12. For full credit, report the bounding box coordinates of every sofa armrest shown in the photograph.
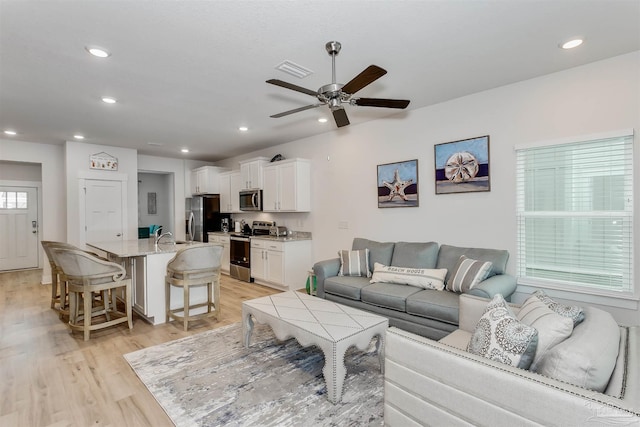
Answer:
[312,258,341,298]
[465,273,517,300]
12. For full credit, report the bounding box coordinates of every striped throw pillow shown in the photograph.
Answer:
[338,249,371,277]
[446,255,493,293]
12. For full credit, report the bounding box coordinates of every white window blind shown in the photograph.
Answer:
[516,133,633,294]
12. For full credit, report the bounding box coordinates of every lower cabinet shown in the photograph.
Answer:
[250,238,311,291]
[208,233,230,274]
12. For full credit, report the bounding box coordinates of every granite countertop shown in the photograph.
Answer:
[208,231,312,242]
[87,239,209,258]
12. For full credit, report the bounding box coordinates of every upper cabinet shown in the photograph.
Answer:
[239,157,270,189]
[190,166,227,195]
[219,170,242,213]
[263,158,311,212]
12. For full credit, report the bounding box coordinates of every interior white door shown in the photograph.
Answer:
[85,180,124,243]
[0,186,39,270]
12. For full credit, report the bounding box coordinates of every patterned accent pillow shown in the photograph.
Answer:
[467,294,538,369]
[532,290,585,326]
[369,262,447,290]
[338,249,371,277]
[517,294,574,372]
[446,255,493,293]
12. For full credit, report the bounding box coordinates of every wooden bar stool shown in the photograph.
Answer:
[165,244,223,331]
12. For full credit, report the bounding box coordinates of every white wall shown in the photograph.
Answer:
[0,161,42,181]
[0,139,66,282]
[217,52,640,324]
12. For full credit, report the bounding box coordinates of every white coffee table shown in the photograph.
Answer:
[242,291,388,404]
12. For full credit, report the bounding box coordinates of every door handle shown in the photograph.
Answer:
[116,233,122,237]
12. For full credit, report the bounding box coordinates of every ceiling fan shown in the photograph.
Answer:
[266,41,410,128]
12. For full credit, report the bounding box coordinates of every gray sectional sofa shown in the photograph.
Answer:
[313,238,517,340]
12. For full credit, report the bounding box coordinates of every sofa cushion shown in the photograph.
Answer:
[467,294,538,370]
[390,241,439,268]
[437,245,509,282]
[445,255,493,293]
[361,282,422,312]
[352,238,395,272]
[370,262,447,290]
[535,306,620,392]
[338,248,371,277]
[324,276,372,301]
[532,290,585,326]
[516,294,574,371]
[406,289,460,325]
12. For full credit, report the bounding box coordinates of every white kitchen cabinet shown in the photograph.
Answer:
[219,171,241,213]
[239,157,269,189]
[263,158,311,212]
[250,238,311,291]
[191,166,227,195]
[208,232,230,274]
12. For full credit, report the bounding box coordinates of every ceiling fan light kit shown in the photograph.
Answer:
[267,41,410,128]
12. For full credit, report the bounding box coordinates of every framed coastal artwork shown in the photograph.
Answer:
[434,135,490,194]
[377,159,419,208]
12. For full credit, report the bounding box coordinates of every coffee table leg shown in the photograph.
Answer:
[242,310,254,348]
[375,333,385,374]
[321,342,347,404]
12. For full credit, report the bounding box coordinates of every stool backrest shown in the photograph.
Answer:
[50,248,125,284]
[167,244,223,275]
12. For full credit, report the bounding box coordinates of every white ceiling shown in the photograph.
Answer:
[1,1,639,162]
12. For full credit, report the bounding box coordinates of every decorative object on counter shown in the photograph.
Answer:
[377,159,418,208]
[270,153,285,162]
[435,135,490,194]
[89,151,118,170]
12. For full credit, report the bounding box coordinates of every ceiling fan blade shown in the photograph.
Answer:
[353,98,410,109]
[341,65,387,95]
[266,79,318,97]
[332,107,350,127]
[270,104,321,118]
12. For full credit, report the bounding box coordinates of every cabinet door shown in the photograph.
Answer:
[278,162,298,211]
[229,172,242,212]
[241,162,262,189]
[266,249,285,284]
[250,247,266,280]
[133,256,147,314]
[262,166,279,211]
[219,174,232,213]
[221,241,230,272]
[190,170,200,194]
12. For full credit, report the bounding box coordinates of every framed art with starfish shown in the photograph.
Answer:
[434,135,490,194]
[377,159,419,208]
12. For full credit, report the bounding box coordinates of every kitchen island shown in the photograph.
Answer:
[87,239,216,325]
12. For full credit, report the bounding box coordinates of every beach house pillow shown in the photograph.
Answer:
[446,255,493,293]
[369,262,447,290]
[467,294,538,370]
[517,294,574,371]
[532,290,585,326]
[338,249,371,277]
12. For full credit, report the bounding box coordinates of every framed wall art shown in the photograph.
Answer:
[377,159,418,208]
[434,135,490,194]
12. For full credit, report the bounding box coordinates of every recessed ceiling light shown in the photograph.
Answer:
[181,148,189,153]
[4,130,17,135]
[101,96,117,104]
[85,46,110,58]
[238,126,249,132]
[318,118,328,123]
[73,134,85,140]
[560,38,583,49]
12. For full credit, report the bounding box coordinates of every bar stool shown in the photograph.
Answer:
[50,248,133,341]
[165,244,223,331]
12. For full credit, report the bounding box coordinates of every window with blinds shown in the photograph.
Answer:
[516,132,634,294]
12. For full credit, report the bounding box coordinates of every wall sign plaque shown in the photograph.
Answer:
[90,152,118,170]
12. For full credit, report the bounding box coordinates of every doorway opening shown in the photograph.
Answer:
[137,172,174,239]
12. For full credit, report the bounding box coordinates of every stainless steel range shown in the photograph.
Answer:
[229,220,274,282]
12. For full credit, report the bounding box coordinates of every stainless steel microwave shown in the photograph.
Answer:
[239,189,262,211]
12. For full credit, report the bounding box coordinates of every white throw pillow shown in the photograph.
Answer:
[369,262,447,290]
[517,294,574,371]
[467,294,538,370]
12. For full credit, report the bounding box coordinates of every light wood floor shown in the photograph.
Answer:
[0,269,281,426]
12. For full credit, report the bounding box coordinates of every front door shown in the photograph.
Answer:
[85,180,124,243]
[0,186,39,270]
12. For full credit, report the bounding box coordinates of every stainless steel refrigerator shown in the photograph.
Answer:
[185,195,226,242]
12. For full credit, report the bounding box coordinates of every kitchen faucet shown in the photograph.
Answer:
[155,231,173,246]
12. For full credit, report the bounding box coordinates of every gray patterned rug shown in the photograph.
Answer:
[124,322,383,426]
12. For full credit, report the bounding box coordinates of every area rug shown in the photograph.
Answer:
[124,322,383,426]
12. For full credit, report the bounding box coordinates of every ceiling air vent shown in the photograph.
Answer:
[275,60,313,79]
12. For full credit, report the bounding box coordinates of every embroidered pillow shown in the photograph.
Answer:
[446,255,493,293]
[532,290,585,326]
[467,294,538,369]
[369,262,447,290]
[338,249,371,277]
[516,294,574,371]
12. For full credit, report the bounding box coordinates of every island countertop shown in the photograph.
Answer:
[87,239,207,258]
